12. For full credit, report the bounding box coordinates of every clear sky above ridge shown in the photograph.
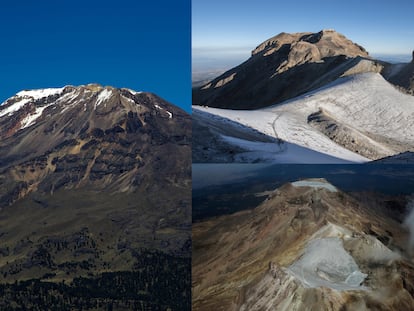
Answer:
[0,0,191,112]
[193,0,414,70]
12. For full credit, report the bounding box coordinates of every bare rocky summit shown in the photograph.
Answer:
[194,30,383,109]
[251,29,368,70]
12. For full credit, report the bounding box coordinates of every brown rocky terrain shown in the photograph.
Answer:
[193,30,385,109]
[193,180,414,311]
[0,85,191,309]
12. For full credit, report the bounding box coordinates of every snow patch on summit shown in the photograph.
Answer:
[155,104,173,119]
[0,98,31,118]
[16,87,64,100]
[288,237,368,291]
[20,103,54,129]
[292,180,337,192]
[0,88,64,119]
[127,89,142,95]
[95,89,113,109]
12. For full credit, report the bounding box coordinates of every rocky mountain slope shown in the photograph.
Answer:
[193,179,414,311]
[0,85,191,309]
[383,52,414,94]
[193,30,385,109]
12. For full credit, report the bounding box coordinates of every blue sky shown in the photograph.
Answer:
[193,0,414,69]
[0,0,191,112]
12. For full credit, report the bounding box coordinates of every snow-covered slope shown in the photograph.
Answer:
[194,72,414,163]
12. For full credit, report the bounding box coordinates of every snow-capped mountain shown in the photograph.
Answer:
[0,84,190,174]
[193,179,414,310]
[0,84,191,308]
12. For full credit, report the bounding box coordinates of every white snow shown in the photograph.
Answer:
[0,87,64,119]
[121,94,136,105]
[16,87,64,100]
[20,104,53,129]
[58,90,81,114]
[127,89,142,95]
[0,98,31,117]
[155,104,173,119]
[292,180,337,192]
[95,89,112,108]
[287,222,401,291]
[194,72,414,163]
[194,107,367,163]
[288,237,368,291]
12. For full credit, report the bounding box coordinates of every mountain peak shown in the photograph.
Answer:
[83,83,104,92]
[0,85,189,184]
[252,29,368,59]
[194,29,378,109]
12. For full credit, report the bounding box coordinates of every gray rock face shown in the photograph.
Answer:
[384,60,414,95]
[0,85,191,197]
[194,30,380,109]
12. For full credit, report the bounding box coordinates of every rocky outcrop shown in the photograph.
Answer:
[194,30,382,109]
[307,108,407,159]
